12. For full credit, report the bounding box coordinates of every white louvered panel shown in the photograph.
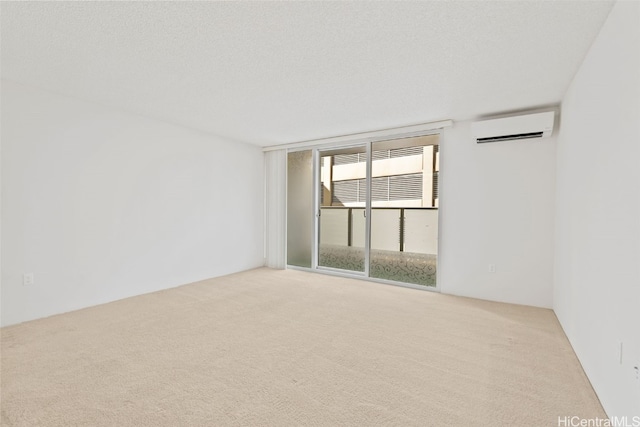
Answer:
[332,179,359,205]
[390,146,424,158]
[389,173,422,200]
[333,153,359,165]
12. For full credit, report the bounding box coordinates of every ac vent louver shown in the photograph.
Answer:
[471,112,554,144]
[476,132,544,143]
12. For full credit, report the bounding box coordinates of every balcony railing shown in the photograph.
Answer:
[319,207,438,255]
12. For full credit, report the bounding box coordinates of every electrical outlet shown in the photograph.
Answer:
[23,273,34,286]
[488,264,496,273]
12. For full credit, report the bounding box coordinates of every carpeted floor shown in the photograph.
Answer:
[1,268,604,426]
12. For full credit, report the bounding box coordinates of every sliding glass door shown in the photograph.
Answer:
[317,145,368,274]
[368,136,439,286]
[286,132,440,289]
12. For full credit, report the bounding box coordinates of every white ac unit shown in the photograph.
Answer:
[471,111,555,143]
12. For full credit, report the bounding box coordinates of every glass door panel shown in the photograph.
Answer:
[369,135,439,287]
[287,150,313,268]
[317,145,367,273]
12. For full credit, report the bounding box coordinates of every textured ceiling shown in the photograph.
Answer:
[1,1,613,146]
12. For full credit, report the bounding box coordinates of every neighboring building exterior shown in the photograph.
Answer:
[320,143,439,208]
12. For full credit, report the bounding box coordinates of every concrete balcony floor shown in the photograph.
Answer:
[319,244,437,287]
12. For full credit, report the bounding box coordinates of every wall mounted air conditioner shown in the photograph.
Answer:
[471,111,555,143]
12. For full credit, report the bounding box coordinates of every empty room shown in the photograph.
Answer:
[1,1,638,426]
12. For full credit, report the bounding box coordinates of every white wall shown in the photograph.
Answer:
[1,81,265,326]
[554,1,640,418]
[439,119,557,308]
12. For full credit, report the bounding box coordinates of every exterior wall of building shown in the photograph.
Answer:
[322,145,439,208]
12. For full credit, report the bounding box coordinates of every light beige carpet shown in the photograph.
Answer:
[1,268,604,426]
